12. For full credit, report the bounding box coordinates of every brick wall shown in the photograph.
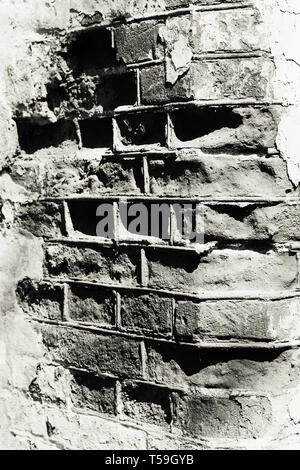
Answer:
[1,0,300,450]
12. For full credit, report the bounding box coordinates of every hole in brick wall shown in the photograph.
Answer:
[85,157,144,193]
[67,28,118,75]
[96,72,137,110]
[79,117,113,148]
[69,284,115,325]
[70,369,116,415]
[46,80,68,112]
[117,112,166,146]
[146,342,282,383]
[126,202,198,241]
[171,107,243,141]
[148,250,201,273]
[16,278,63,321]
[16,119,77,154]
[123,382,172,425]
[44,243,139,283]
[68,200,102,236]
[209,204,259,223]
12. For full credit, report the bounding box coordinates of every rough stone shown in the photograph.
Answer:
[149,155,293,197]
[147,249,298,294]
[121,293,172,335]
[40,324,143,378]
[175,298,300,341]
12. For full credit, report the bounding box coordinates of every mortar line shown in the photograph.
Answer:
[43,236,294,255]
[114,290,121,328]
[37,362,274,397]
[136,68,141,106]
[57,99,284,122]
[31,316,300,351]
[140,248,149,287]
[42,277,300,302]
[62,283,70,321]
[67,2,253,34]
[142,156,150,195]
[62,201,74,237]
[43,195,300,203]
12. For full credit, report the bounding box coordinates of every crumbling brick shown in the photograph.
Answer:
[40,324,143,378]
[68,284,115,326]
[121,293,173,335]
[147,249,298,294]
[172,393,272,439]
[114,21,164,64]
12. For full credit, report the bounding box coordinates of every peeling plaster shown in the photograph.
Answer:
[253,0,300,185]
[159,16,193,85]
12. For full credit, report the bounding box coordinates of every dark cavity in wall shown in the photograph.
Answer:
[66,28,119,75]
[117,112,166,146]
[208,204,259,223]
[46,79,68,112]
[84,157,144,193]
[171,107,243,141]
[96,72,137,110]
[122,382,172,425]
[68,200,103,236]
[16,119,77,154]
[79,117,113,148]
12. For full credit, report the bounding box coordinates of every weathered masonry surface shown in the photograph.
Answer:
[1,0,300,450]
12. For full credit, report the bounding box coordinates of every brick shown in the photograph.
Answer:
[41,324,142,378]
[12,154,144,197]
[192,8,268,53]
[175,298,300,342]
[68,284,115,326]
[45,156,143,197]
[70,369,116,415]
[44,244,139,285]
[147,249,298,294]
[204,203,300,242]
[140,64,193,105]
[79,158,143,195]
[145,341,203,386]
[121,293,172,336]
[15,202,63,238]
[145,343,300,393]
[192,59,274,100]
[141,59,274,104]
[115,20,164,64]
[172,393,272,439]
[169,106,278,150]
[122,382,171,426]
[16,279,63,321]
[247,204,300,242]
[115,112,167,150]
[149,155,292,197]
[140,65,167,105]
